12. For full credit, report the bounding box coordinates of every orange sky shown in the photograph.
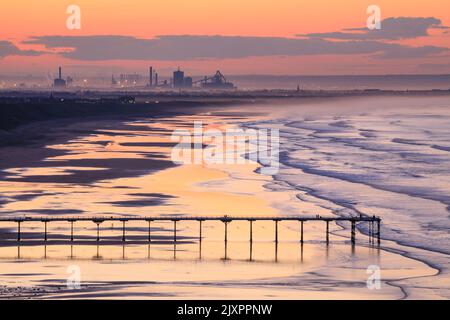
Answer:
[1,0,450,75]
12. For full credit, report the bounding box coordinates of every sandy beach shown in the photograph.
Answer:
[0,96,449,299]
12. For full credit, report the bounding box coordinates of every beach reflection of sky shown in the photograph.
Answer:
[0,99,447,299]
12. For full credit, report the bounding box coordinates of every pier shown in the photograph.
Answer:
[0,215,381,246]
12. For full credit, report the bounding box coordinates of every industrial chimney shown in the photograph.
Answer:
[149,67,153,87]
[53,66,67,88]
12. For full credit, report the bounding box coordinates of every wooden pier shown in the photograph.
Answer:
[0,215,381,245]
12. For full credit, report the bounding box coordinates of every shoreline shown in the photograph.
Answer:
[0,96,447,299]
[1,89,450,132]
[233,123,443,300]
[235,99,450,299]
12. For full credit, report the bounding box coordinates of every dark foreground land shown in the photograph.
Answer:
[1,88,449,132]
[0,96,228,132]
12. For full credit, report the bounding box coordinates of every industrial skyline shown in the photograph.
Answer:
[48,65,236,90]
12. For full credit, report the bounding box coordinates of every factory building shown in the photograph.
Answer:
[173,68,193,88]
[199,70,235,89]
[148,66,167,88]
[53,67,66,88]
[173,68,184,88]
[184,77,193,88]
[119,73,141,84]
[146,67,234,90]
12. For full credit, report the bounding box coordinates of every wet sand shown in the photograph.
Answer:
[0,102,441,299]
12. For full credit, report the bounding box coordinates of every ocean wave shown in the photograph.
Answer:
[245,103,450,258]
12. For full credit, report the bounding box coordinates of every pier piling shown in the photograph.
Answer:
[377,220,381,245]
[147,220,152,242]
[326,220,329,245]
[371,221,374,244]
[224,221,229,243]
[70,221,74,242]
[44,221,48,242]
[351,220,356,244]
[173,220,177,243]
[96,223,100,242]
[300,221,304,244]
[274,220,279,243]
[122,220,126,242]
[198,219,203,242]
[17,221,21,242]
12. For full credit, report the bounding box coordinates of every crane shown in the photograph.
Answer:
[193,70,235,89]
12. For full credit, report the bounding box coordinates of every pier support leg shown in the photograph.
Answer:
[172,220,177,257]
[148,221,151,242]
[70,221,74,242]
[326,221,329,245]
[351,220,356,245]
[198,221,203,260]
[377,220,381,245]
[17,221,21,242]
[249,220,253,243]
[300,242,304,262]
[371,221,374,244]
[274,241,278,262]
[44,221,47,242]
[300,221,304,244]
[274,221,279,262]
[224,241,228,260]
[122,221,126,242]
[224,221,228,243]
[173,221,177,243]
[96,223,100,242]
[223,221,229,260]
[199,221,203,260]
[274,220,279,243]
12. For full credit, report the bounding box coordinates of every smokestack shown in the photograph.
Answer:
[59,67,62,79]
[149,67,153,87]
[155,73,158,86]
